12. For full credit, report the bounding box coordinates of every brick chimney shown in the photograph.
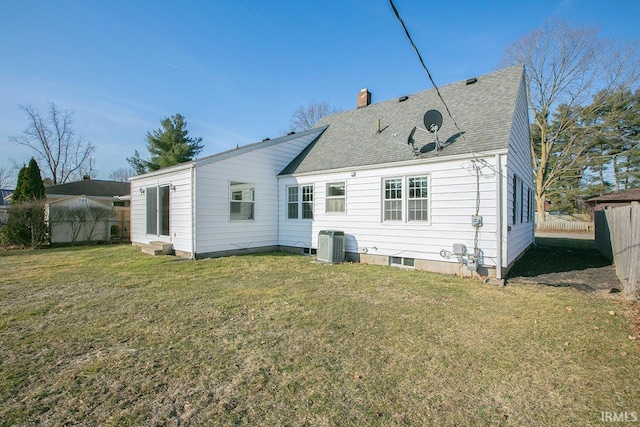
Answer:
[357,88,371,108]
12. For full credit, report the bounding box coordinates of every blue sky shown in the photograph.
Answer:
[1,0,638,185]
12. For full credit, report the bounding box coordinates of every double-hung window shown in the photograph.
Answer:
[146,185,170,236]
[326,182,345,213]
[384,178,402,221]
[287,185,314,219]
[301,185,313,219]
[230,181,254,220]
[287,186,299,219]
[383,176,429,222]
[408,177,429,221]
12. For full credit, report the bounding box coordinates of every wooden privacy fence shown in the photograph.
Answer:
[536,220,594,232]
[595,203,639,300]
[535,213,594,232]
[111,206,130,241]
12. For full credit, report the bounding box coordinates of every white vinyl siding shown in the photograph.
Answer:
[130,166,193,254]
[279,159,500,268]
[504,74,535,267]
[192,130,322,255]
[130,128,324,257]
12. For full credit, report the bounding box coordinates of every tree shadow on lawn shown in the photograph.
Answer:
[506,237,620,292]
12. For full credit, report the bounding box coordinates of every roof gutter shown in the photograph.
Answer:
[279,148,508,179]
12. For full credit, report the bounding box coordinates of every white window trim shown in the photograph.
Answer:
[390,256,415,268]
[301,184,314,220]
[286,185,299,220]
[229,181,255,222]
[286,184,314,220]
[325,181,346,214]
[407,175,429,222]
[381,174,431,225]
[145,184,171,237]
[383,177,403,222]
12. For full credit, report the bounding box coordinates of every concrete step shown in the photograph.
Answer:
[141,241,174,256]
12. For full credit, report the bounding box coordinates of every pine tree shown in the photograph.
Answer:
[12,158,45,203]
[127,114,203,174]
[4,158,46,247]
[582,88,640,193]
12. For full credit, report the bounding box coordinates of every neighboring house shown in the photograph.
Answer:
[587,188,640,211]
[47,195,113,243]
[45,177,131,243]
[45,177,130,207]
[130,65,534,278]
[0,189,14,225]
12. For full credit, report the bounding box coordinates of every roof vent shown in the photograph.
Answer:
[262,137,270,141]
[466,77,478,85]
[398,95,409,102]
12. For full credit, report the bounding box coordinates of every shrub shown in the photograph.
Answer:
[1,200,47,248]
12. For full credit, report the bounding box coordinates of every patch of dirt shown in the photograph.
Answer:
[631,302,640,345]
[506,242,620,293]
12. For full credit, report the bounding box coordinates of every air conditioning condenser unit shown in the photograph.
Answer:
[317,230,345,263]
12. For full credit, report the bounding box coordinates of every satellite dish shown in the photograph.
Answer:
[407,127,417,145]
[423,110,443,133]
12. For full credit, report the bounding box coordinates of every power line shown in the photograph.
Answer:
[388,0,466,143]
[388,0,507,179]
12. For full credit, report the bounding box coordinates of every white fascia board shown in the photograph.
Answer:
[278,148,508,178]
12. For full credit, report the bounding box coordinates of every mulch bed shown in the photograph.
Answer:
[506,239,620,293]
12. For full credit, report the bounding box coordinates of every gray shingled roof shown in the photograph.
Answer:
[45,179,130,197]
[588,188,640,203]
[280,65,525,175]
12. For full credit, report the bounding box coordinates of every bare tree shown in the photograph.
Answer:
[85,205,113,241]
[501,19,640,218]
[108,167,136,182]
[0,166,15,189]
[10,103,96,185]
[289,101,339,132]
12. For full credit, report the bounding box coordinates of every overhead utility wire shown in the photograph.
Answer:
[388,0,466,141]
[388,0,502,176]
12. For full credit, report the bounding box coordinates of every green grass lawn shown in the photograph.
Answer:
[1,246,638,426]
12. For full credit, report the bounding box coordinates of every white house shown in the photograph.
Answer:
[44,178,131,243]
[130,65,534,278]
[47,195,112,243]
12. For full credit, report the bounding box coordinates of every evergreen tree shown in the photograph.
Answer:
[4,158,46,247]
[127,114,203,174]
[11,166,28,203]
[582,88,640,192]
[12,158,45,203]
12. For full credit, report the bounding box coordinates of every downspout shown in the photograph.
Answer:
[191,164,197,260]
[495,154,503,280]
[276,176,280,251]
